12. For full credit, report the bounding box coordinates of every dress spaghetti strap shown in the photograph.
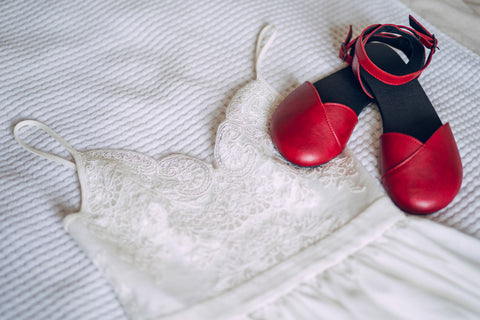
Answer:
[254,25,276,80]
[14,120,78,170]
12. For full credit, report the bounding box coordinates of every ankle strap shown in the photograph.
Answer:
[339,15,438,98]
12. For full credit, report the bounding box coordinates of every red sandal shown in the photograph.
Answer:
[340,16,462,214]
[270,64,372,167]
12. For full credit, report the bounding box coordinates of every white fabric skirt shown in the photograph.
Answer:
[242,217,480,320]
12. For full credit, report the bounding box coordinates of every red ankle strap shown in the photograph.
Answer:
[339,16,438,98]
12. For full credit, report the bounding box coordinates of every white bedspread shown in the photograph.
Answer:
[1,0,479,319]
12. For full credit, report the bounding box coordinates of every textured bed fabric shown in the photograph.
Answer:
[1,0,479,319]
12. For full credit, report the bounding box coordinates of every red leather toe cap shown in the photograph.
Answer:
[270,81,358,166]
[381,123,462,214]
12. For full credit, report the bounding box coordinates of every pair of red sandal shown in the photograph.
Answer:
[270,16,462,215]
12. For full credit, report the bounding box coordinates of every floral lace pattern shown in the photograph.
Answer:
[74,79,372,307]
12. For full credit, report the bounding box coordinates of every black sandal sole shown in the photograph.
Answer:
[361,42,442,142]
[314,66,372,116]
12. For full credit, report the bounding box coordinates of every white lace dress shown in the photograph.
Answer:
[14,26,480,320]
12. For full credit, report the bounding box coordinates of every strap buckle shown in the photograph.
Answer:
[431,34,439,50]
[341,42,348,61]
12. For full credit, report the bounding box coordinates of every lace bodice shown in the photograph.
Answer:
[14,26,397,320]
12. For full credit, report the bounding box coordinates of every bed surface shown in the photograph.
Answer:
[1,0,479,319]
